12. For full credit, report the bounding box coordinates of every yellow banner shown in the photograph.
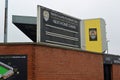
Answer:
[84,19,103,53]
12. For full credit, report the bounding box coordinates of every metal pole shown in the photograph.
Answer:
[4,0,8,43]
[107,40,109,54]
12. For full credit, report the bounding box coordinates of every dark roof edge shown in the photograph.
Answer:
[104,53,120,57]
[0,42,36,46]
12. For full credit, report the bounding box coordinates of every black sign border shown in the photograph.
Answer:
[37,5,81,50]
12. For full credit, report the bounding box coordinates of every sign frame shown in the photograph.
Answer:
[37,5,81,50]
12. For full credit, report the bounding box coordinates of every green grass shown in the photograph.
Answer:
[0,66,9,75]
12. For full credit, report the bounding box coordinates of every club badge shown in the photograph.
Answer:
[43,10,49,22]
[89,28,97,41]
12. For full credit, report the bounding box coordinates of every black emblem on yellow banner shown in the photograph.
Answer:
[89,28,97,41]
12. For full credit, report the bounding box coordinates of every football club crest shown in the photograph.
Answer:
[43,10,49,22]
[89,28,97,41]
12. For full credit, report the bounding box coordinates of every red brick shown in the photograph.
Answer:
[0,44,104,80]
[0,44,34,80]
[35,45,104,80]
[112,64,120,80]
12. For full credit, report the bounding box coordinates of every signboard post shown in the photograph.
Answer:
[37,6,81,49]
[4,0,8,43]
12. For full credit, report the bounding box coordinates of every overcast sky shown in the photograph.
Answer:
[0,0,120,55]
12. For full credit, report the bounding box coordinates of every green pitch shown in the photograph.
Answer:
[0,66,9,75]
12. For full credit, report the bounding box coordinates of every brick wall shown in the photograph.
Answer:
[0,44,34,80]
[112,64,120,80]
[0,44,105,80]
[35,45,104,80]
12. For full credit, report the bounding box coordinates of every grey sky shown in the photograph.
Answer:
[0,0,120,55]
